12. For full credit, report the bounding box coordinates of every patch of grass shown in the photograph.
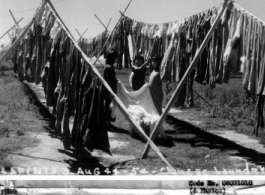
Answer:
[163,78,265,146]
[0,71,42,167]
[197,89,256,132]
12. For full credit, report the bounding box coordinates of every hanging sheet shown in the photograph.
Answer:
[115,80,166,137]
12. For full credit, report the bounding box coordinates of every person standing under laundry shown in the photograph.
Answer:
[103,49,118,126]
[129,52,150,91]
[149,55,163,115]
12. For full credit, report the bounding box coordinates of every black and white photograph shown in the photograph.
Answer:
[0,0,265,177]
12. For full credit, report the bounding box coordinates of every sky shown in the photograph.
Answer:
[1,0,265,46]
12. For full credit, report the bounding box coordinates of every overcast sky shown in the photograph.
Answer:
[1,0,265,46]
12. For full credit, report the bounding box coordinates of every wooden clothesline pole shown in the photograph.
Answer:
[90,16,112,66]
[75,29,82,37]
[46,0,175,170]
[141,0,232,159]
[81,28,88,37]
[0,18,23,40]
[9,10,19,27]
[0,2,47,63]
[92,0,133,66]
[106,18,112,29]
[76,28,88,42]
[8,9,20,41]
[94,14,108,31]
[46,0,75,41]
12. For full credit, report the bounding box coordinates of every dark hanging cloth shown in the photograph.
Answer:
[254,95,264,135]
[65,41,76,117]
[17,43,24,81]
[185,15,198,107]
[11,36,18,73]
[123,18,132,68]
[103,64,117,96]
[26,30,35,81]
[72,50,86,154]
[35,25,43,85]
[174,31,187,107]
[103,64,117,122]
[131,67,147,91]
[46,29,61,107]
[216,8,232,84]
[194,12,211,85]
[82,78,112,156]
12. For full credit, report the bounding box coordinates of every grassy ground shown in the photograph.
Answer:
[185,80,265,145]
[109,71,259,172]
[110,108,250,172]
[0,71,44,166]
[0,64,262,173]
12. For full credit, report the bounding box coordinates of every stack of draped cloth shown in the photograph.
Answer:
[115,80,167,139]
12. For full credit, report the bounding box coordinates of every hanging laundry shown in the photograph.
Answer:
[242,16,253,92]
[215,6,232,84]
[223,10,242,83]
[247,17,257,100]
[160,33,175,81]
[82,78,112,156]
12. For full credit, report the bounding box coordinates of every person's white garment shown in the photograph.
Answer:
[115,80,166,137]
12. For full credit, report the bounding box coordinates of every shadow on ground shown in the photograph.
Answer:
[22,82,115,175]
[165,115,265,166]
[19,78,265,173]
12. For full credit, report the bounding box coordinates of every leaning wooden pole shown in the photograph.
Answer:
[46,0,75,41]
[76,28,88,42]
[9,9,19,27]
[106,18,112,29]
[75,29,82,37]
[81,28,88,37]
[90,16,111,64]
[94,14,108,30]
[46,0,175,170]
[92,0,133,66]
[0,18,23,40]
[141,0,232,159]
[0,3,47,63]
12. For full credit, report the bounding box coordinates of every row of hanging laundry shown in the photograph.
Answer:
[9,4,112,157]
[79,30,111,58]
[109,2,265,94]
[79,28,132,69]
[108,2,265,135]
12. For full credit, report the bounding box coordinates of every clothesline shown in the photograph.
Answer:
[120,2,265,27]
[121,3,223,25]
[234,3,265,24]
[45,0,174,168]
[81,30,110,42]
